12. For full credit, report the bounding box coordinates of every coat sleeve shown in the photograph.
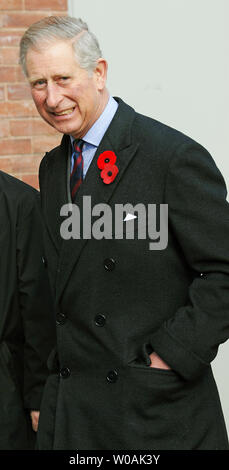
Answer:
[150,141,229,381]
[16,192,56,410]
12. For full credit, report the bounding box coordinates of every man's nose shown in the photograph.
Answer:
[45,83,62,109]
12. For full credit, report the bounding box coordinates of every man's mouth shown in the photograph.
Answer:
[52,107,75,116]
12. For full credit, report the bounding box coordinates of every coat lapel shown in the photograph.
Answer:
[54,99,139,302]
[42,134,70,253]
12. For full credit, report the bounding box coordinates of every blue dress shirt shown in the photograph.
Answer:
[70,96,118,178]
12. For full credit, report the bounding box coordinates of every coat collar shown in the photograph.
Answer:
[44,98,139,301]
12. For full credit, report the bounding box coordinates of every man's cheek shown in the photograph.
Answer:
[31,91,44,108]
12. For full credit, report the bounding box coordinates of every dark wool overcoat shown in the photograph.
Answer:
[37,98,229,450]
[0,171,56,449]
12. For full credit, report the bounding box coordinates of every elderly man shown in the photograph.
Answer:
[20,16,229,450]
[0,170,56,449]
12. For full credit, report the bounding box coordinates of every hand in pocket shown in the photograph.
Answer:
[149,351,171,370]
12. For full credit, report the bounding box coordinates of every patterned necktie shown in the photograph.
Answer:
[70,139,84,201]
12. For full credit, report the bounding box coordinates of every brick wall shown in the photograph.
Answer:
[0,0,68,189]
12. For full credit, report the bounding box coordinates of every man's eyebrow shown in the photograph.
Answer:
[29,74,71,84]
[53,74,70,78]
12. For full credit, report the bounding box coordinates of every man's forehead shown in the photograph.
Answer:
[26,42,80,78]
[26,40,77,66]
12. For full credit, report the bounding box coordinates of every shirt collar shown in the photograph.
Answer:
[70,95,118,148]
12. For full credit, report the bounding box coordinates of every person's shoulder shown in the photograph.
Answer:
[134,109,197,151]
[40,144,60,168]
[40,134,69,173]
[0,170,38,198]
[0,171,40,217]
[116,97,201,159]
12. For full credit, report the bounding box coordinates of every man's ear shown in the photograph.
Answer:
[94,58,108,91]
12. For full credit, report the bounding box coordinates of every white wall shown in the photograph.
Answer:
[69,0,229,434]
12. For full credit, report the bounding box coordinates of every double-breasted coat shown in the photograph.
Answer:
[37,98,229,450]
[0,171,56,449]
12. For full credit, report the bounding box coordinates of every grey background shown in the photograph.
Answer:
[68,0,229,433]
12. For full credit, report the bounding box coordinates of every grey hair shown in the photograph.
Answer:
[19,16,103,76]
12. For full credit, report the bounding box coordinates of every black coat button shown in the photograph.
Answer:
[60,367,71,378]
[106,369,118,383]
[104,258,115,271]
[42,256,47,268]
[56,313,67,325]
[94,314,106,327]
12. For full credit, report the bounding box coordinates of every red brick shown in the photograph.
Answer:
[0,119,9,138]
[25,0,67,10]
[0,101,38,117]
[10,118,58,136]
[0,0,23,10]
[0,12,64,28]
[0,2,68,188]
[0,85,5,101]
[0,31,25,47]
[32,135,61,153]
[0,67,16,82]
[0,138,32,155]
[7,84,31,100]
[0,47,20,65]
[0,66,25,83]
[0,154,42,173]
[21,173,39,189]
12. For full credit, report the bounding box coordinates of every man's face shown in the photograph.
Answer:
[26,40,107,139]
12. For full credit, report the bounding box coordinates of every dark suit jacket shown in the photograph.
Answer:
[37,97,229,450]
[0,171,56,449]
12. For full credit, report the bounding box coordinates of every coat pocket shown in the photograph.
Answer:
[122,360,192,450]
[127,350,178,375]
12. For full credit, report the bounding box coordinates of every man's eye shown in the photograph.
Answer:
[59,77,69,82]
[33,80,46,89]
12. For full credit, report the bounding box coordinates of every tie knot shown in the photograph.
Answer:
[73,139,84,153]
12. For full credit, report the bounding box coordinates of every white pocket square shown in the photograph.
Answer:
[123,213,137,222]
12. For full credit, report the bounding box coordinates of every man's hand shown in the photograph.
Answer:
[30,410,40,432]
[149,351,171,370]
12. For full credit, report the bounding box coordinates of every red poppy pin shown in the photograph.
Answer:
[97,151,119,184]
